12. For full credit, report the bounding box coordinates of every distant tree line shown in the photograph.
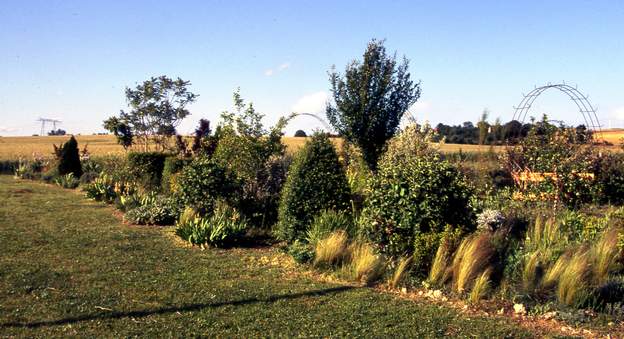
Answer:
[434,117,593,145]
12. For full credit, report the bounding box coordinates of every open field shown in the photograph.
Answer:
[599,128,624,145]
[0,135,501,159]
[1,132,621,160]
[0,176,537,337]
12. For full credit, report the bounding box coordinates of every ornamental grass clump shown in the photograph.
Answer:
[389,256,412,289]
[313,230,349,268]
[469,268,492,303]
[451,233,495,294]
[307,210,354,246]
[346,241,385,285]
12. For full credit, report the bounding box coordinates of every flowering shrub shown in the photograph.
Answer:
[476,209,504,232]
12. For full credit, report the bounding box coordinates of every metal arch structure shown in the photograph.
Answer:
[289,112,335,132]
[512,83,602,133]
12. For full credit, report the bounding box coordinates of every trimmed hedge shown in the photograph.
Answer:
[161,156,191,193]
[127,152,168,190]
[275,133,351,243]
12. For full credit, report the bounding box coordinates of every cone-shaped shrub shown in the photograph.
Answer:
[275,133,350,243]
[58,136,83,177]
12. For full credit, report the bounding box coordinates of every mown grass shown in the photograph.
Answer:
[0,175,538,337]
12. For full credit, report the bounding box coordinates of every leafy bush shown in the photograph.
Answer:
[175,202,248,247]
[79,171,100,185]
[0,159,19,175]
[161,156,190,193]
[57,136,83,177]
[83,173,117,202]
[275,133,351,243]
[175,156,239,214]
[596,153,624,205]
[124,196,181,225]
[127,152,168,190]
[54,173,80,189]
[287,240,314,263]
[212,91,290,227]
[307,210,354,246]
[360,124,475,275]
[501,116,601,208]
[14,158,45,179]
[361,152,476,263]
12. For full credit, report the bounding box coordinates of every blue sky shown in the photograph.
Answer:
[1,0,623,136]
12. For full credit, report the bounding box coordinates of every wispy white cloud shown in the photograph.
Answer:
[0,126,20,133]
[264,61,291,77]
[291,91,329,114]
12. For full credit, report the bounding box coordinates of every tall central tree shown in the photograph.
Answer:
[326,39,421,170]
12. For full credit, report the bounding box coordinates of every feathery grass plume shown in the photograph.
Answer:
[522,249,544,292]
[590,227,622,286]
[429,239,454,286]
[307,210,354,246]
[389,256,413,289]
[542,251,571,289]
[469,268,492,303]
[557,248,591,306]
[313,230,349,267]
[347,241,385,285]
[452,233,495,293]
[526,216,562,252]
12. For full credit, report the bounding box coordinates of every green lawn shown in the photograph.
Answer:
[0,175,539,337]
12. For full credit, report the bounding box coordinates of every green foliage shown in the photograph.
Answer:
[57,136,83,177]
[54,173,80,189]
[83,173,117,203]
[287,240,314,263]
[326,39,421,170]
[175,202,248,247]
[595,153,624,205]
[127,152,168,191]
[0,159,20,175]
[212,90,291,227]
[104,75,198,151]
[307,210,354,246]
[294,130,307,137]
[103,116,133,150]
[124,196,181,225]
[14,158,45,179]
[161,156,190,193]
[502,116,601,208]
[176,156,239,214]
[275,133,351,243]
[361,153,476,261]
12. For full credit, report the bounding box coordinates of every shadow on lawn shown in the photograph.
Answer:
[1,286,355,329]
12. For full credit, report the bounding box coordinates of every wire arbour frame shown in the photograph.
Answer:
[512,83,602,134]
[290,112,334,132]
